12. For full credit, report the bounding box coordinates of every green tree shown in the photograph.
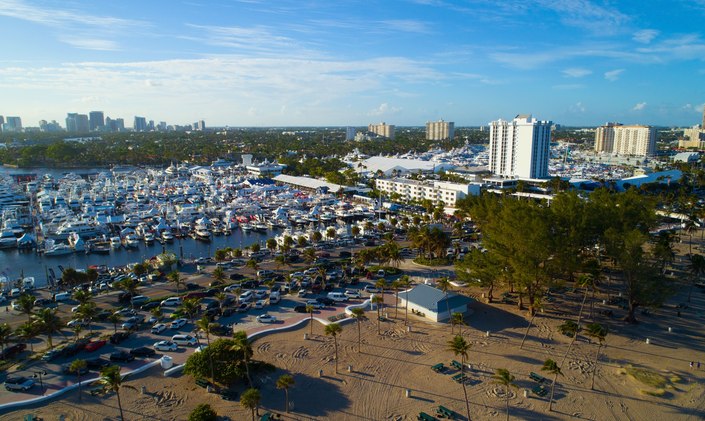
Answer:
[325,323,342,374]
[492,368,517,421]
[15,322,38,353]
[240,388,261,421]
[99,365,135,421]
[688,253,705,302]
[70,359,88,402]
[266,238,277,252]
[77,301,98,333]
[436,278,454,334]
[188,403,218,421]
[451,312,465,336]
[168,270,184,294]
[72,289,92,306]
[306,304,315,336]
[371,295,384,335]
[297,235,308,248]
[212,266,226,284]
[303,248,316,264]
[179,298,201,324]
[107,313,123,334]
[132,262,149,277]
[447,334,472,421]
[350,307,366,352]
[541,359,563,412]
[195,316,216,380]
[585,323,608,390]
[246,258,259,274]
[185,338,251,385]
[312,231,323,244]
[250,243,261,253]
[0,323,12,354]
[276,374,295,413]
[32,308,64,348]
[231,331,254,387]
[16,293,36,323]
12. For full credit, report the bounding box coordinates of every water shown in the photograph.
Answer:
[0,229,274,288]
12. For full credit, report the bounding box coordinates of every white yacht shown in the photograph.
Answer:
[110,236,122,249]
[0,230,16,249]
[43,240,73,256]
[67,232,85,252]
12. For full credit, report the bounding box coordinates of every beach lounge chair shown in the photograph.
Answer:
[451,360,463,370]
[435,405,459,419]
[431,363,446,373]
[417,412,439,421]
[451,373,467,383]
[259,412,276,421]
[530,372,547,383]
[532,385,548,397]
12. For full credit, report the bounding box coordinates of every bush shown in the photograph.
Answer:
[188,403,217,421]
[413,257,451,266]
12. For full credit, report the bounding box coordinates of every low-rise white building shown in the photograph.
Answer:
[246,163,287,177]
[356,156,454,176]
[375,178,480,206]
[397,284,472,322]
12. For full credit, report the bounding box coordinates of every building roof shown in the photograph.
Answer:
[398,284,472,312]
[273,174,345,192]
[359,156,454,174]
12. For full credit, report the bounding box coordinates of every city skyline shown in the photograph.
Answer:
[1,0,704,127]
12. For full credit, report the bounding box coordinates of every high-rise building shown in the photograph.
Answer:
[426,119,455,140]
[133,116,147,132]
[345,127,356,141]
[89,111,104,131]
[0,116,4,131]
[488,114,551,179]
[594,123,656,156]
[702,104,705,129]
[39,120,62,132]
[194,120,206,131]
[368,122,395,139]
[66,113,89,132]
[4,116,22,132]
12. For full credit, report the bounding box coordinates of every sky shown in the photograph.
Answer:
[1,0,704,128]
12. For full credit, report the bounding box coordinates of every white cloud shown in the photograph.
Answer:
[633,29,659,44]
[61,38,120,51]
[604,69,625,81]
[632,102,647,111]
[380,19,431,34]
[570,101,586,113]
[562,67,592,78]
[368,103,401,116]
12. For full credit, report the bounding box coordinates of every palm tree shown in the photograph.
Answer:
[212,266,226,285]
[371,295,384,335]
[99,365,135,421]
[541,358,563,412]
[32,308,64,348]
[168,270,184,294]
[245,258,259,274]
[451,312,465,336]
[447,334,472,421]
[519,298,543,349]
[303,248,316,264]
[118,277,140,301]
[15,322,37,352]
[0,323,12,354]
[688,253,705,302]
[240,387,261,421]
[391,280,403,319]
[107,313,122,334]
[493,368,517,421]
[150,307,163,322]
[325,323,342,373]
[179,298,201,324]
[276,374,295,413]
[16,293,36,323]
[350,308,366,352]
[375,278,386,304]
[683,218,698,257]
[317,266,328,291]
[196,316,215,380]
[436,278,454,334]
[214,292,228,314]
[72,289,92,306]
[70,359,88,402]
[306,304,315,336]
[77,302,98,333]
[398,276,411,325]
[72,324,83,342]
[585,323,608,390]
[231,331,254,387]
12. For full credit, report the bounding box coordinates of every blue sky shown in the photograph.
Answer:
[1,0,704,128]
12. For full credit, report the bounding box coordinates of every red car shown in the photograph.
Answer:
[84,340,107,352]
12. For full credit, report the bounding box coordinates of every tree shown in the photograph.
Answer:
[72,289,92,306]
[541,359,563,412]
[436,278,454,334]
[451,312,465,336]
[276,374,295,413]
[196,316,216,380]
[212,266,226,284]
[397,275,412,325]
[447,335,472,421]
[168,270,184,294]
[132,262,149,277]
[351,226,360,237]
[0,323,12,354]
[107,313,123,334]
[231,331,254,388]
[371,295,384,335]
[391,279,403,319]
[493,368,517,421]
[688,253,705,302]
[185,338,251,385]
[240,388,261,421]
[70,359,88,402]
[306,304,315,336]
[519,298,543,350]
[180,298,201,324]
[77,301,98,333]
[585,323,608,390]
[250,243,261,253]
[324,322,342,374]
[350,307,366,352]
[246,258,259,274]
[118,277,140,302]
[15,322,38,352]
[312,231,323,244]
[303,248,316,264]
[317,266,328,291]
[32,308,64,348]
[99,365,135,421]
[188,403,218,421]
[266,238,277,253]
[297,235,308,248]
[72,324,83,342]
[16,293,36,323]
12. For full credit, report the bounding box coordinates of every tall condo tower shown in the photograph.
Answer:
[488,114,551,179]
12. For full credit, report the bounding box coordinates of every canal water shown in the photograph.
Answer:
[0,165,275,287]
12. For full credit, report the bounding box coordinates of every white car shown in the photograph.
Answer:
[151,323,167,334]
[67,319,87,328]
[256,314,277,323]
[344,290,362,299]
[146,316,159,324]
[253,300,266,309]
[160,297,182,307]
[71,305,81,313]
[170,318,187,329]
[306,300,325,309]
[254,290,267,299]
[153,341,178,352]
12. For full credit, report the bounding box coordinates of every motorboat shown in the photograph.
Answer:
[43,240,73,256]
[194,226,211,242]
[0,230,17,249]
[161,230,174,242]
[110,236,122,249]
[67,232,85,252]
[144,232,155,244]
[16,233,35,250]
[123,234,140,249]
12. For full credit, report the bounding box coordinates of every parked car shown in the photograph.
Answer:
[63,339,89,357]
[109,331,131,344]
[122,316,143,330]
[62,362,89,375]
[171,334,197,346]
[293,305,308,313]
[84,340,107,352]
[316,297,335,306]
[160,297,182,307]
[256,314,277,323]
[130,347,157,358]
[344,290,361,299]
[109,350,135,362]
[220,307,235,317]
[114,307,137,317]
[235,303,249,313]
[186,282,201,290]
[4,376,35,392]
[67,318,88,328]
[86,357,111,370]
[363,285,380,293]
[253,299,266,309]
[209,323,230,336]
[306,300,325,309]
[151,323,167,334]
[0,343,26,359]
[140,301,160,311]
[153,340,178,352]
[130,295,149,306]
[170,318,187,329]
[41,348,64,361]
[254,289,268,299]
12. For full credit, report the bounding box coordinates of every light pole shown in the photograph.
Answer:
[33,370,47,394]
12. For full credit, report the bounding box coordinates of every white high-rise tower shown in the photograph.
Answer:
[488,114,551,179]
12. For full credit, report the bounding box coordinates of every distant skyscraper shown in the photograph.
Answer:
[89,111,104,131]
[66,113,89,132]
[488,114,551,179]
[194,120,206,131]
[39,120,62,132]
[133,116,147,132]
[345,127,356,141]
[594,123,655,157]
[0,116,4,129]
[426,119,455,140]
[3,116,22,132]
[115,118,125,132]
[368,122,395,139]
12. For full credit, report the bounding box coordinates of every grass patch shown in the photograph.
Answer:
[642,388,667,397]
[625,365,668,388]
[413,257,452,266]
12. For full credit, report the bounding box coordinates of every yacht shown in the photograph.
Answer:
[110,236,122,249]
[44,240,73,256]
[16,233,35,250]
[144,232,155,244]
[194,226,211,242]
[0,230,17,249]
[123,234,140,249]
[52,220,102,240]
[161,230,174,242]
[67,232,85,252]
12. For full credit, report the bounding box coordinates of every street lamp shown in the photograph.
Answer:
[33,370,47,394]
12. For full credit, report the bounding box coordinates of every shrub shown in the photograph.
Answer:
[188,403,217,421]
